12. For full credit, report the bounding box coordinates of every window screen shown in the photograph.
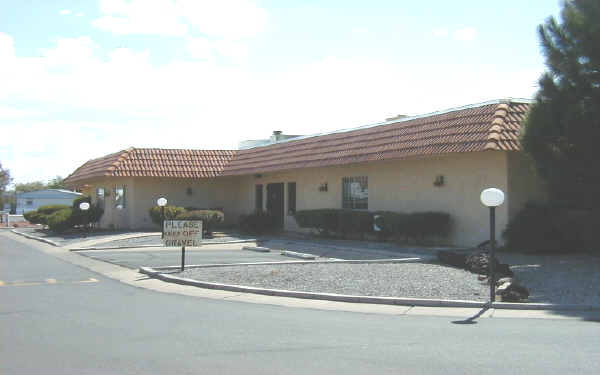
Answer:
[342,176,368,209]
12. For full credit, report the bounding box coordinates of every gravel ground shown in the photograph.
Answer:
[178,262,489,301]
[498,252,600,305]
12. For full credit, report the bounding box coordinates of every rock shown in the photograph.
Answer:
[465,252,513,277]
[497,282,530,302]
[437,250,468,269]
[496,277,513,286]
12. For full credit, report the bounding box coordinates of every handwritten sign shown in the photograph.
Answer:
[163,220,203,247]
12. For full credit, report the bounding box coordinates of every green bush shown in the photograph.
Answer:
[295,209,450,242]
[176,210,224,236]
[404,212,451,242]
[149,205,186,226]
[71,196,104,227]
[47,208,73,233]
[239,211,278,234]
[23,211,45,224]
[503,202,587,253]
[22,204,70,225]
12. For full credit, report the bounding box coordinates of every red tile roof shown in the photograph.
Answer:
[65,99,531,183]
[221,100,530,176]
[65,148,236,185]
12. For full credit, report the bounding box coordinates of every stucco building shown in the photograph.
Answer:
[64,99,546,246]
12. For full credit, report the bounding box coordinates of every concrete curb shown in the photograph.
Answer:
[242,246,271,253]
[139,265,600,311]
[280,250,317,260]
[146,257,423,270]
[11,229,61,247]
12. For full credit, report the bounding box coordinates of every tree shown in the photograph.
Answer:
[521,0,600,210]
[15,181,46,193]
[46,176,67,190]
[0,162,11,208]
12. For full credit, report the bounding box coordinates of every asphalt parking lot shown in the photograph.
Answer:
[76,247,294,269]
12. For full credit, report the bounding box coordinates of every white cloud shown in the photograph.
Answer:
[452,27,477,41]
[59,9,72,16]
[432,28,448,38]
[76,12,84,17]
[93,0,267,39]
[186,37,214,60]
[0,34,540,183]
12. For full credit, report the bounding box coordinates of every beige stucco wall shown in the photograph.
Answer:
[236,151,510,246]
[82,176,244,230]
[75,150,546,247]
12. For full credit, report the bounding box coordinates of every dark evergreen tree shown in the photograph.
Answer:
[522,0,600,209]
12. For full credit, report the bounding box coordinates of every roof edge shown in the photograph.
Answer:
[242,98,534,150]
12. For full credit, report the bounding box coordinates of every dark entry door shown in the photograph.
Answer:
[266,183,284,230]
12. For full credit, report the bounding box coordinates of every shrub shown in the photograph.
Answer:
[503,201,587,253]
[149,205,186,226]
[47,208,73,233]
[71,196,104,227]
[404,212,451,242]
[295,209,450,242]
[23,211,45,224]
[37,204,71,215]
[239,211,278,234]
[176,210,224,236]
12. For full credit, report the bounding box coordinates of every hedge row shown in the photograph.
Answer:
[239,211,278,234]
[23,197,104,233]
[149,206,224,236]
[294,209,451,241]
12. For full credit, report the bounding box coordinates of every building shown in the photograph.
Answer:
[64,99,545,246]
[16,189,82,214]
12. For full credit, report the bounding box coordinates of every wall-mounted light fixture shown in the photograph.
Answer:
[318,182,328,192]
[434,175,445,187]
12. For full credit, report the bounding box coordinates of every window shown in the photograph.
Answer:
[26,199,33,206]
[114,185,126,208]
[255,184,263,212]
[96,188,105,209]
[287,182,296,215]
[342,176,368,209]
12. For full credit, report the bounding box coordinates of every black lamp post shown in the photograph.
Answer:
[480,188,505,304]
[79,202,90,238]
[157,197,167,238]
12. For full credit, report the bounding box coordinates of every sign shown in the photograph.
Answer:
[163,220,203,247]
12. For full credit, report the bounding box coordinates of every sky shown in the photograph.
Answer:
[0,0,561,185]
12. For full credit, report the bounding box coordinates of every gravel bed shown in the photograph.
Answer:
[178,262,489,301]
[497,252,600,305]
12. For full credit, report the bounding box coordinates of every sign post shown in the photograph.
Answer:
[162,220,203,272]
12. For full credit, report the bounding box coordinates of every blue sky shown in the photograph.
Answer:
[0,0,561,184]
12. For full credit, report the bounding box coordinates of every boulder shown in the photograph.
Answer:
[496,282,530,302]
[465,252,513,277]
